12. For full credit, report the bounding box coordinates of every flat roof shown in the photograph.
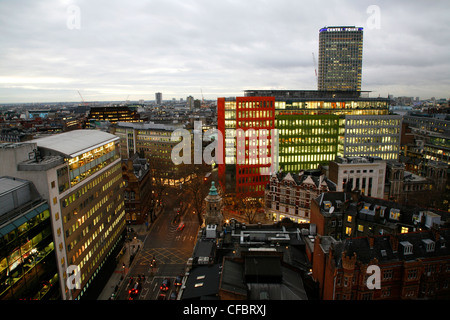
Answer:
[0,177,28,196]
[31,129,119,158]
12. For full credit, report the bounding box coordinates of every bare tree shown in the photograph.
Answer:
[181,163,212,226]
[236,195,263,224]
[146,156,177,221]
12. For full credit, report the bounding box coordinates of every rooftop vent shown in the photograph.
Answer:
[205,225,217,239]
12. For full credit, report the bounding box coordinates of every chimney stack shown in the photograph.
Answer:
[368,236,375,249]
[389,234,399,253]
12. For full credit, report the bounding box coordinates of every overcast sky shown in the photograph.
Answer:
[0,0,449,103]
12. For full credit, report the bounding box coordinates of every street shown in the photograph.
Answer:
[115,190,200,300]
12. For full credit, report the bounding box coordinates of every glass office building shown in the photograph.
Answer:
[0,177,59,300]
[218,90,400,197]
[0,130,126,300]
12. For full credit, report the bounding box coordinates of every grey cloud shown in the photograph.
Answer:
[0,0,448,102]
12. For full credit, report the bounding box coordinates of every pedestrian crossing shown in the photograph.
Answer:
[137,247,190,266]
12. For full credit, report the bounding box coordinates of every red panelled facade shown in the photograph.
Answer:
[218,96,275,198]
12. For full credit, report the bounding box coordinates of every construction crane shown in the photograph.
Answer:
[312,52,318,87]
[78,90,88,106]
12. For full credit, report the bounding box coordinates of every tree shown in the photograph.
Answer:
[181,163,212,226]
[236,196,263,224]
[146,156,177,221]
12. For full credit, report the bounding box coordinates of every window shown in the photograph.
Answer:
[383,269,393,280]
[407,269,418,280]
[389,208,400,220]
[345,227,352,236]
[347,215,352,223]
[382,287,391,297]
[422,239,435,253]
[358,224,364,232]
[401,241,413,255]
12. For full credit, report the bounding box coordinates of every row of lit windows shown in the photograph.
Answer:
[238,110,274,119]
[346,119,400,127]
[69,204,124,278]
[69,151,119,187]
[237,120,274,128]
[136,130,172,136]
[278,127,338,136]
[280,145,337,154]
[275,101,387,110]
[345,136,399,144]
[237,101,273,109]
[65,183,120,248]
[345,127,400,135]
[63,163,121,208]
[345,144,399,152]
[277,118,338,127]
[76,212,125,295]
[68,142,115,170]
[280,153,335,165]
[345,152,398,160]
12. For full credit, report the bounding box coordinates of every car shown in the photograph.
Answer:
[169,292,177,300]
[157,293,166,300]
[176,222,185,231]
[128,281,141,300]
[160,278,170,291]
[174,275,183,286]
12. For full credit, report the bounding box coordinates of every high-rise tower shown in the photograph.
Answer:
[318,26,363,91]
[155,92,162,105]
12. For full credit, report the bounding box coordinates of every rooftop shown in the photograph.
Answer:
[115,121,184,131]
[181,264,222,300]
[243,89,381,100]
[334,229,450,267]
[30,129,119,158]
[0,176,43,226]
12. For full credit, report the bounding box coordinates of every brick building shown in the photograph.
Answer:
[122,153,152,224]
[310,191,449,240]
[265,170,336,223]
[312,228,450,300]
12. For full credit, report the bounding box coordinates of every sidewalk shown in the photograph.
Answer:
[97,225,146,300]
[97,206,163,300]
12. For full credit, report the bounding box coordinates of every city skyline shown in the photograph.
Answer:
[0,0,449,103]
